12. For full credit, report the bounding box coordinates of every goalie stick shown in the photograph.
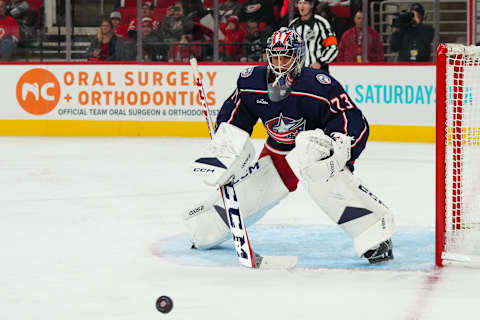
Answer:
[190,58,297,269]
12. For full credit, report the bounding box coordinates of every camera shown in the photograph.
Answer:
[391,10,413,29]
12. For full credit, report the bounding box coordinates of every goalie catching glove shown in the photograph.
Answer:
[287,129,352,183]
[287,129,395,260]
[192,123,255,186]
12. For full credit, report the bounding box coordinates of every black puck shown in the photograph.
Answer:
[156,295,173,313]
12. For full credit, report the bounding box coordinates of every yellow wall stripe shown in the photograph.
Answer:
[0,120,435,143]
[368,124,435,143]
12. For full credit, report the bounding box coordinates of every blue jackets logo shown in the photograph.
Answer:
[316,74,332,85]
[240,67,254,78]
[265,113,306,144]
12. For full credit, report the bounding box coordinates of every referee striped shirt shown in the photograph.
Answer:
[288,14,338,68]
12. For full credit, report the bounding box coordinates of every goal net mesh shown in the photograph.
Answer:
[443,44,480,261]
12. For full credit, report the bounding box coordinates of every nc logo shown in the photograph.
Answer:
[22,82,56,101]
[16,68,61,115]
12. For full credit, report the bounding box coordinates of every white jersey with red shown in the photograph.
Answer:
[0,16,20,42]
[128,17,160,32]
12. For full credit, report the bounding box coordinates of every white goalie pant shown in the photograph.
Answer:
[183,155,289,249]
[304,169,396,256]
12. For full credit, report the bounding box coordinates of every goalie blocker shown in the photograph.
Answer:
[184,124,395,264]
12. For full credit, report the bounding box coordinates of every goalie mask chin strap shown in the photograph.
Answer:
[267,68,298,102]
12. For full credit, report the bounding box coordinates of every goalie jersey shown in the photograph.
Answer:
[216,65,369,170]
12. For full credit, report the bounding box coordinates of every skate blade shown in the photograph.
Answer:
[368,250,394,264]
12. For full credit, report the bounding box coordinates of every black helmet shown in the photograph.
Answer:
[410,2,425,19]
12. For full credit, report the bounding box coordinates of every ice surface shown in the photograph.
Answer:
[1,137,479,320]
[157,225,435,270]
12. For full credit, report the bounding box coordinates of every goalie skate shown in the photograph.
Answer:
[363,239,393,264]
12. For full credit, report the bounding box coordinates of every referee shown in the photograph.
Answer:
[288,0,338,72]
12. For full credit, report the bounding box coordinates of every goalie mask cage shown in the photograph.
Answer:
[436,43,480,267]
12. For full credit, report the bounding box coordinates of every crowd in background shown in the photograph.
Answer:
[0,0,436,65]
[86,0,281,63]
[0,0,42,60]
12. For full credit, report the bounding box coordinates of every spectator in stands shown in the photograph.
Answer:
[183,0,207,21]
[0,0,19,60]
[7,0,36,40]
[161,1,193,61]
[316,2,350,42]
[219,15,245,61]
[161,1,193,42]
[6,0,28,23]
[337,10,384,62]
[271,0,284,26]
[390,2,434,62]
[279,0,292,22]
[349,0,383,26]
[219,0,242,24]
[128,1,160,38]
[86,18,125,61]
[239,0,275,31]
[240,20,267,62]
[112,10,135,61]
[110,11,128,38]
[141,17,165,61]
[289,0,338,72]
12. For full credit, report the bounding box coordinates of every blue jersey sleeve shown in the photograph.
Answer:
[215,78,260,135]
[323,81,369,166]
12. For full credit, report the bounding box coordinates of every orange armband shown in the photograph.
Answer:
[322,36,338,47]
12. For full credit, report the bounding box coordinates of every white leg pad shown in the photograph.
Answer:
[183,155,289,249]
[183,191,230,250]
[353,211,395,257]
[303,169,396,256]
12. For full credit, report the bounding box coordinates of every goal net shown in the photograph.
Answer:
[437,43,480,267]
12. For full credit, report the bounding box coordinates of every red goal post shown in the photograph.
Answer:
[436,43,480,267]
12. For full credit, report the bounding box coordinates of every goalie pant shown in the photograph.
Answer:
[183,143,395,257]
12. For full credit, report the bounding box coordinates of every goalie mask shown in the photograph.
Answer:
[266,28,306,102]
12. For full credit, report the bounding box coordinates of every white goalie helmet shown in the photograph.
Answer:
[266,27,306,87]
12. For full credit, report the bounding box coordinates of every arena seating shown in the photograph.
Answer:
[118,7,137,25]
[121,0,159,8]
[26,0,43,9]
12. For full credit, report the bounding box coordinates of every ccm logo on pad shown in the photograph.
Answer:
[193,168,215,173]
[359,185,389,209]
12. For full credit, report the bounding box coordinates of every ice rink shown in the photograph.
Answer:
[2,136,480,320]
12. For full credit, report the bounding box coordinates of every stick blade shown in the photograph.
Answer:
[254,253,298,270]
